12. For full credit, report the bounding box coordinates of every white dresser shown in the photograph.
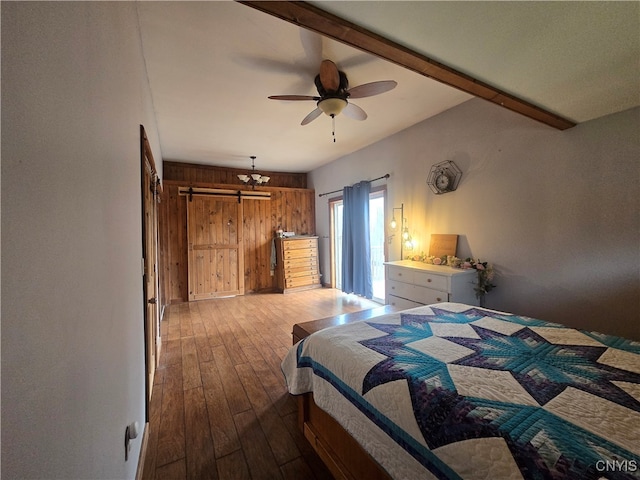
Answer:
[384,260,478,309]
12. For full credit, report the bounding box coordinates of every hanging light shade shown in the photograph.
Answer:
[238,156,269,189]
[318,97,347,117]
[390,204,403,231]
[404,235,414,250]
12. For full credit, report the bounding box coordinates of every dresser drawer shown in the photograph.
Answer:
[283,257,318,269]
[387,279,448,305]
[283,248,317,260]
[282,238,317,251]
[285,274,321,289]
[413,271,448,292]
[387,294,423,310]
[387,279,414,300]
[285,265,319,278]
[387,266,415,284]
[412,285,447,304]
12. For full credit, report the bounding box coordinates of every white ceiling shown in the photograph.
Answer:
[137,1,639,173]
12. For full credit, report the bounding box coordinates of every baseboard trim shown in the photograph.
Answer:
[135,422,150,480]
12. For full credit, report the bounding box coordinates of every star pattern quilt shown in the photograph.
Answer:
[282,303,640,479]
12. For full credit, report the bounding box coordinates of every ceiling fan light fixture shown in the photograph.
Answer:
[318,97,347,117]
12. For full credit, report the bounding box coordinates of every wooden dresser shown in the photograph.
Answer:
[275,236,322,293]
[384,260,478,308]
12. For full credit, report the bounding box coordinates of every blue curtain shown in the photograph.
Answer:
[341,181,372,298]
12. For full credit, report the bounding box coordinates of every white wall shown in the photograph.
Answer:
[309,99,639,340]
[2,3,161,478]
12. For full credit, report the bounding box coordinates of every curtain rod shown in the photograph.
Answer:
[318,173,390,197]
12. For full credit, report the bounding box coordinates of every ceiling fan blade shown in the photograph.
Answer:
[343,103,367,121]
[301,108,322,125]
[347,80,397,99]
[319,59,340,92]
[300,30,323,68]
[268,95,319,101]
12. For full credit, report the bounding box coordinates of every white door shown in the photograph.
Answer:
[141,126,160,410]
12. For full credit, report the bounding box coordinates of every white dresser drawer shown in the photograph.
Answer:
[414,271,448,292]
[413,285,447,304]
[387,279,414,300]
[388,280,448,305]
[387,266,415,284]
[387,294,423,310]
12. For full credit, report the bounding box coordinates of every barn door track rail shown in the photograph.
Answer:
[179,186,272,203]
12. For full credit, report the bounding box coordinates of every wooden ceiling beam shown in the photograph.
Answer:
[238,1,576,130]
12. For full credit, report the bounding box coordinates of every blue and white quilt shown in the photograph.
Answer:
[282,303,640,479]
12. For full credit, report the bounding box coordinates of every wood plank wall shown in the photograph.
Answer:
[159,162,316,304]
[163,161,307,189]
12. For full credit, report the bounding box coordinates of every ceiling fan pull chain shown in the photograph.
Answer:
[332,115,336,143]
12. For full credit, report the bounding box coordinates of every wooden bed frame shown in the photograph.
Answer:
[292,306,398,480]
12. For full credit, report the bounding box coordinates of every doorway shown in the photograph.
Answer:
[140,125,160,417]
[329,188,386,303]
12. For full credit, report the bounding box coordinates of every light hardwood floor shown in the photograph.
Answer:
[141,288,381,480]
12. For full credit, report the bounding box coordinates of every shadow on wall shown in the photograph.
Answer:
[486,273,640,341]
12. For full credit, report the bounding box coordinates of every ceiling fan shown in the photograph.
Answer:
[268,60,397,126]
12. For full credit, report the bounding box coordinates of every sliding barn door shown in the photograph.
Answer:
[187,196,244,300]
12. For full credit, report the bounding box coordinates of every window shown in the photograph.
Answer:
[329,188,386,303]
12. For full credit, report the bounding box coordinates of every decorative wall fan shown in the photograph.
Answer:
[268,59,397,135]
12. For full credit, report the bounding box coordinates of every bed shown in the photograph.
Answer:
[283,302,640,480]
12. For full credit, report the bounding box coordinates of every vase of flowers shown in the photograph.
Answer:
[461,258,496,306]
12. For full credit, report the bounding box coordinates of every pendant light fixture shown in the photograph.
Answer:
[390,203,413,259]
[238,156,270,189]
